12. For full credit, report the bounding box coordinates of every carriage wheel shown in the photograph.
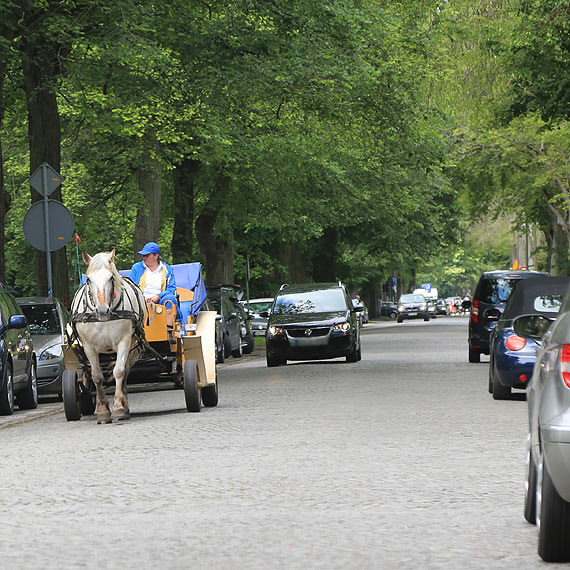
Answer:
[63,369,81,421]
[183,360,201,413]
[201,371,219,407]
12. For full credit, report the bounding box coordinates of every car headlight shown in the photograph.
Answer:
[333,322,350,331]
[420,304,427,311]
[398,306,404,312]
[268,325,285,336]
[39,344,63,360]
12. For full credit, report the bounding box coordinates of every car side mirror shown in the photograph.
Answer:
[513,314,554,340]
[8,315,27,329]
[215,315,222,321]
[229,312,237,319]
[259,310,270,318]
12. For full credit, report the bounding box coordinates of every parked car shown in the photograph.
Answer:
[468,269,549,362]
[0,285,37,414]
[427,300,437,318]
[435,299,449,316]
[241,297,273,337]
[396,293,429,323]
[235,301,254,354]
[17,296,69,399]
[488,276,570,400]
[514,290,570,561]
[352,298,369,324]
[265,282,362,366]
[379,301,397,319]
[206,287,242,358]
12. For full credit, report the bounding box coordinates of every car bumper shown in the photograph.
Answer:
[267,332,353,360]
[542,426,570,502]
[37,361,63,394]
[398,311,428,319]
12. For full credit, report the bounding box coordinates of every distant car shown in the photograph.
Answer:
[352,299,369,324]
[468,269,549,362]
[515,288,570,561]
[396,294,429,323]
[17,296,69,399]
[241,297,273,337]
[235,301,254,354]
[265,282,362,366]
[206,287,242,358]
[427,300,437,318]
[0,285,37,414]
[379,301,397,319]
[488,276,570,400]
[435,299,449,316]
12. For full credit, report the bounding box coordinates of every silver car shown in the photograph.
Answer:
[514,299,570,562]
[17,297,69,399]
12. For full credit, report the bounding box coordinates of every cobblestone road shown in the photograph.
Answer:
[0,317,560,569]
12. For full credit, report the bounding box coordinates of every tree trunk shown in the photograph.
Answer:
[171,158,199,264]
[22,41,69,303]
[195,211,234,285]
[283,244,306,283]
[133,141,161,259]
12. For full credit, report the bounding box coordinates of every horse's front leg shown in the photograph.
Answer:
[83,345,111,424]
[111,336,132,420]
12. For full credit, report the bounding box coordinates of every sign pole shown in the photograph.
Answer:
[41,164,53,296]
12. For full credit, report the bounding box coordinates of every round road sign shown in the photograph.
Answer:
[23,200,75,252]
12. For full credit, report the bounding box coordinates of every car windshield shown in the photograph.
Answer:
[248,301,273,314]
[273,289,346,315]
[20,304,60,335]
[478,278,518,303]
[399,294,425,303]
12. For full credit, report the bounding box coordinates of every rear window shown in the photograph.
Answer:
[477,278,519,304]
[273,289,346,314]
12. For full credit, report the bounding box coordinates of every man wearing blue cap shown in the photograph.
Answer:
[130,242,178,330]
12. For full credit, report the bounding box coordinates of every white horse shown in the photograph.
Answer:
[70,250,146,424]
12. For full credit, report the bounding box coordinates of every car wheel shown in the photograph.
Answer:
[492,373,511,400]
[389,312,397,320]
[524,435,537,525]
[231,339,243,358]
[397,318,403,323]
[357,339,362,361]
[537,455,570,562]
[224,335,231,358]
[17,360,38,410]
[243,333,254,354]
[424,317,430,321]
[346,340,358,362]
[468,347,480,363]
[267,352,284,367]
[488,357,494,394]
[216,338,225,364]
[0,362,14,415]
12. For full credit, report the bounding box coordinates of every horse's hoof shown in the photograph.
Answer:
[97,411,112,424]
[112,408,130,421]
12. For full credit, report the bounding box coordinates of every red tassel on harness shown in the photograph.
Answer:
[113,291,117,298]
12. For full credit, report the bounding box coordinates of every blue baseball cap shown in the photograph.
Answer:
[137,242,160,255]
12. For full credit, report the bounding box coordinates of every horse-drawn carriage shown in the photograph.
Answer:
[62,252,218,423]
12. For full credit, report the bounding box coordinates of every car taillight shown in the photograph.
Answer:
[505,335,526,351]
[471,300,479,323]
[561,345,570,388]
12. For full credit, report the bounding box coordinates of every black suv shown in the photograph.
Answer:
[396,293,430,323]
[468,269,548,362]
[265,282,362,367]
[0,285,37,414]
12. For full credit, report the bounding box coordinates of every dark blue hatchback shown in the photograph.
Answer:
[0,285,37,414]
[489,276,570,400]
